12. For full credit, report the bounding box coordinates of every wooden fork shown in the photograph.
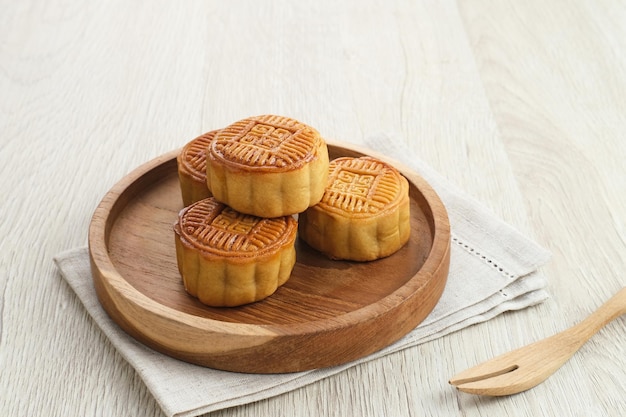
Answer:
[449,286,626,396]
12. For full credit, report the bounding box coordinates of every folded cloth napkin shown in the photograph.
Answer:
[54,135,551,417]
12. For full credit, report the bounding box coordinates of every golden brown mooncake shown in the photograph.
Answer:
[177,131,217,206]
[298,156,411,261]
[206,115,329,218]
[173,197,297,307]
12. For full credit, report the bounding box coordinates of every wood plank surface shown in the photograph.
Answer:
[1,0,624,415]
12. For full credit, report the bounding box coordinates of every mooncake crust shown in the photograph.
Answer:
[298,156,411,261]
[206,115,329,217]
[177,130,217,206]
[174,197,297,307]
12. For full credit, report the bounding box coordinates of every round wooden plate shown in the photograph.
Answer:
[89,141,450,373]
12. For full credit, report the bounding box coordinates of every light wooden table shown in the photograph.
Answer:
[1,1,625,416]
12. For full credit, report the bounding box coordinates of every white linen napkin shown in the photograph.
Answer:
[54,136,551,417]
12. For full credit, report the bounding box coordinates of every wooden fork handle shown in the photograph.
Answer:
[565,286,626,347]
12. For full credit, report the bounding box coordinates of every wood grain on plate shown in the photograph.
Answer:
[88,142,451,373]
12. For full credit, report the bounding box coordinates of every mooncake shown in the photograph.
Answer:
[298,156,411,261]
[205,115,329,218]
[173,197,297,307]
[176,130,216,206]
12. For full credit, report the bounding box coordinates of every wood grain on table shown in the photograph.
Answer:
[1,0,624,416]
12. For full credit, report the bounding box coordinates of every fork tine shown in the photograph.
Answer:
[453,369,528,396]
[449,363,518,386]
[449,346,556,396]
[453,364,555,396]
[449,350,521,386]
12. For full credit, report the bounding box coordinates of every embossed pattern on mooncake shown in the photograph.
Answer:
[174,197,298,306]
[178,131,216,182]
[177,130,217,206]
[320,157,405,217]
[211,115,321,170]
[298,156,411,261]
[176,197,296,257]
